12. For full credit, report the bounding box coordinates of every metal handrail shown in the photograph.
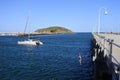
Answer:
[113,42,120,48]
[94,33,120,64]
[112,55,120,66]
[93,33,120,80]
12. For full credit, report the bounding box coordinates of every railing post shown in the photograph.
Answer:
[109,39,113,63]
[118,68,120,80]
[108,39,114,80]
[103,38,106,57]
[116,67,120,80]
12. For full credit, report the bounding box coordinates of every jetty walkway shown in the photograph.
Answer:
[92,33,120,80]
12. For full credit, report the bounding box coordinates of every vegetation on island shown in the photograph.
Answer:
[34,26,73,34]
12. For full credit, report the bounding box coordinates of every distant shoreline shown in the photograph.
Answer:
[0,32,74,36]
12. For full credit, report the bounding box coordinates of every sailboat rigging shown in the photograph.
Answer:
[17,14,43,46]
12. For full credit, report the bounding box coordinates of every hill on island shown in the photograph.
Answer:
[34,26,73,34]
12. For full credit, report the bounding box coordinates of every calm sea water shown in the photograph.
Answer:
[0,33,93,80]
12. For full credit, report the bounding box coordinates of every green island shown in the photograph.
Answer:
[34,26,73,34]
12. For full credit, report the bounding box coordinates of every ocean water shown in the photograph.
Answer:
[0,33,93,80]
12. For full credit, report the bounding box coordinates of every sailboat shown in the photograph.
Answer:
[18,38,43,45]
[18,14,43,46]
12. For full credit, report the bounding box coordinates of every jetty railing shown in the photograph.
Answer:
[92,33,120,80]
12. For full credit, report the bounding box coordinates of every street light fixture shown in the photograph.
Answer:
[98,7,108,34]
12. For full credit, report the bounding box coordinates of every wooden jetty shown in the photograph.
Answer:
[92,33,120,80]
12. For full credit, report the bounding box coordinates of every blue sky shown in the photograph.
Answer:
[0,0,120,32]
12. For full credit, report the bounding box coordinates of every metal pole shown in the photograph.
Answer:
[98,9,100,34]
[98,7,107,35]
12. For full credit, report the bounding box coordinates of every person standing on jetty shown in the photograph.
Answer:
[78,52,82,65]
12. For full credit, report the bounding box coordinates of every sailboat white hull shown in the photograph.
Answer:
[18,14,43,46]
[18,39,43,46]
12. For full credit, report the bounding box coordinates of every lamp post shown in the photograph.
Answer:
[98,7,108,34]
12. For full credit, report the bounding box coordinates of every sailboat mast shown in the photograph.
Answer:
[24,15,29,34]
[27,15,30,39]
[24,11,31,38]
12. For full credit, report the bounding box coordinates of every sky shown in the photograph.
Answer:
[0,0,120,32]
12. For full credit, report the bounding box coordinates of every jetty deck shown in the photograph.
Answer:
[100,33,120,63]
[92,33,120,80]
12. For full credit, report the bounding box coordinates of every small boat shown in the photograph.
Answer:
[18,39,43,46]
